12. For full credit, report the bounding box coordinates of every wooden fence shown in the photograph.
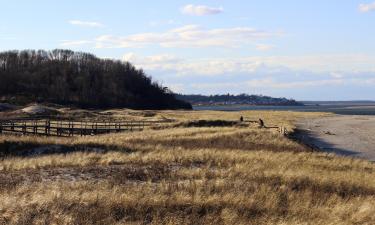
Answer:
[0,117,288,137]
[0,118,167,137]
[243,118,288,136]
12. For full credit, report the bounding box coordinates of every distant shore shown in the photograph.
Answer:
[193,104,375,115]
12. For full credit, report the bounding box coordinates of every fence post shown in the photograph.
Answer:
[279,126,287,136]
[22,122,26,135]
[70,121,74,136]
[48,120,51,136]
[45,120,48,136]
[57,121,62,136]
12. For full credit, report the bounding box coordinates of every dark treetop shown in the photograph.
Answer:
[0,49,191,110]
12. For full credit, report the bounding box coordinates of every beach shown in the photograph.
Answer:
[296,115,375,161]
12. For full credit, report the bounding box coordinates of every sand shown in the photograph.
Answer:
[296,115,375,161]
[20,104,59,115]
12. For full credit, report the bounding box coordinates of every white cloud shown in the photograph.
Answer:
[123,53,253,75]
[120,52,375,98]
[123,53,375,76]
[69,20,104,27]
[255,44,275,51]
[145,54,181,63]
[188,79,337,90]
[167,83,185,93]
[181,4,223,16]
[330,72,344,79]
[122,52,138,62]
[149,19,180,27]
[92,25,280,49]
[247,78,345,89]
[190,78,374,91]
[248,54,375,72]
[359,2,375,12]
[60,40,92,47]
[123,53,181,64]
[190,82,241,90]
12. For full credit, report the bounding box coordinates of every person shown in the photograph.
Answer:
[240,116,244,122]
[258,118,264,128]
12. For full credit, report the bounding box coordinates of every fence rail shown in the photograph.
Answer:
[0,117,288,137]
[0,119,168,137]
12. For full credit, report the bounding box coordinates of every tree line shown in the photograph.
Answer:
[176,94,303,106]
[0,49,191,109]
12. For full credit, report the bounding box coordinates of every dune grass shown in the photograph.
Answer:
[1,110,374,224]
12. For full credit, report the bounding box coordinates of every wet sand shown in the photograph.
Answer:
[296,115,375,161]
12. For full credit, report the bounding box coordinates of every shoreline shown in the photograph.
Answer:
[293,115,375,161]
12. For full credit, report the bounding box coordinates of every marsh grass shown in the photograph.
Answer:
[1,110,374,224]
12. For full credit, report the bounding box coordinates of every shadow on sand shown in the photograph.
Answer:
[290,128,360,157]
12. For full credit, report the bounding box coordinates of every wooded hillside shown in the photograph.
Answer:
[0,49,191,109]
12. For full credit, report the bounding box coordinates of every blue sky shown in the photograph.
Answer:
[1,0,375,100]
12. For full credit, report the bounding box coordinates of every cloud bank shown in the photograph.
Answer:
[92,25,280,48]
[181,4,223,16]
[359,2,375,12]
[69,20,103,27]
[123,53,375,75]
[121,52,375,99]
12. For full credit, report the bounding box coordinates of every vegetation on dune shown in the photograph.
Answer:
[0,49,191,109]
[0,110,374,224]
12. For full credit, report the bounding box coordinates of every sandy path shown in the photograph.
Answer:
[296,115,375,161]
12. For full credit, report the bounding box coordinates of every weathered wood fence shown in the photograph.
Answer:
[0,118,167,137]
[0,117,288,137]
[265,125,288,135]
[243,119,288,136]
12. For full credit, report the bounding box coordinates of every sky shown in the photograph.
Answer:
[0,0,375,100]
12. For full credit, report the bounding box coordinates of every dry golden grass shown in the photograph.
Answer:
[1,110,374,225]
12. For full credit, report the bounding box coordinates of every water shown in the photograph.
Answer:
[193,103,375,115]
